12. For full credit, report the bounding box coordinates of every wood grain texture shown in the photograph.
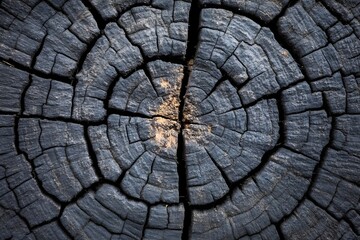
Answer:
[0,0,359,239]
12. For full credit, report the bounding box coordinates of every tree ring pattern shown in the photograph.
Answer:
[0,0,359,239]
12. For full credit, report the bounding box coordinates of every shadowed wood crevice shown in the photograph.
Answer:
[0,0,359,239]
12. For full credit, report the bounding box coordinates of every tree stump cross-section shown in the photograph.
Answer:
[0,0,359,239]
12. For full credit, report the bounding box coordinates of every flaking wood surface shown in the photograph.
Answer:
[0,0,359,239]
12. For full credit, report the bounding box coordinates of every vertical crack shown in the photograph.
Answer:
[79,0,106,29]
[141,203,151,239]
[31,32,47,70]
[275,223,286,240]
[177,0,201,239]
[20,75,32,116]
[176,126,189,240]
[83,125,104,180]
[13,118,63,205]
[185,1,201,62]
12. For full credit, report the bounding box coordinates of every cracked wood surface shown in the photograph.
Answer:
[0,0,360,239]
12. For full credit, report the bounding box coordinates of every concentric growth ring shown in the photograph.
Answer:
[0,0,359,239]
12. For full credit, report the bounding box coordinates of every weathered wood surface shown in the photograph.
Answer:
[0,0,359,239]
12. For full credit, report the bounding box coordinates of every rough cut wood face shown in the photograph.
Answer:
[0,0,359,239]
